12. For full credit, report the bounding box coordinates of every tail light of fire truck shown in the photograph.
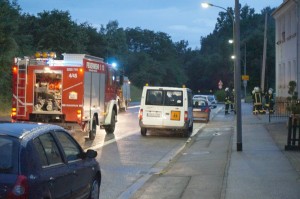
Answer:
[138,109,143,120]
[12,66,17,73]
[11,108,17,120]
[77,110,82,120]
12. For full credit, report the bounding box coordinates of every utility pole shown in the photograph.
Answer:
[261,13,268,92]
[235,0,242,151]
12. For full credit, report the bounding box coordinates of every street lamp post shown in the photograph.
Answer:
[201,1,242,151]
[234,0,242,151]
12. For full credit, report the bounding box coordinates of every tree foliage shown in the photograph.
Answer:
[0,1,277,100]
[0,0,20,97]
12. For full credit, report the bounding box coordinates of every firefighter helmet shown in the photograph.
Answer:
[268,88,273,94]
[254,87,260,92]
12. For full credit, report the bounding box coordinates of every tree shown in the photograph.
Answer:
[35,10,89,57]
[0,0,20,97]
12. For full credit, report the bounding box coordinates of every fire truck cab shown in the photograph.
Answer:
[11,53,122,139]
[117,76,131,112]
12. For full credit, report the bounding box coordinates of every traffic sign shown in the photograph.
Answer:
[218,80,223,89]
[242,75,249,80]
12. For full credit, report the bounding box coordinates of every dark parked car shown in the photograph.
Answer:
[0,122,101,199]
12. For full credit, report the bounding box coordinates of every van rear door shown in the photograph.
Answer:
[143,89,164,126]
[162,89,184,127]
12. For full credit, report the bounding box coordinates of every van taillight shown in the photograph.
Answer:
[7,175,29,199]
[184,111,188,121]
[139,109,143,120]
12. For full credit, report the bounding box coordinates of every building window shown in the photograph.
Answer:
[282,31,286,42]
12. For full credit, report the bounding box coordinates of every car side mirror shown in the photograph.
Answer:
[86,149,97,158]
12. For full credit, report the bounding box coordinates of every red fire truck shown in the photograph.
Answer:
[11,53,123,140]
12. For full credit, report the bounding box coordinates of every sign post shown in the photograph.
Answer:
[242,75,249,99]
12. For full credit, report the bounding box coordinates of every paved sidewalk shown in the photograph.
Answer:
[132,102,300,199]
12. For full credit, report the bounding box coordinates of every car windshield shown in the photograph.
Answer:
[0,136,19,174]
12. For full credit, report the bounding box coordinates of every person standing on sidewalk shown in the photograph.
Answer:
[264,88,274,113]
[252,87,265,114]
[230,88,236,114]
[225,87,230,115]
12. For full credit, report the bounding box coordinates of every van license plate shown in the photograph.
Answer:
[147,112,161,117]
[171,111,180,120]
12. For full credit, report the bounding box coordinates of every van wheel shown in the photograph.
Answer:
[105,110,116,134]
[141,128,147,136]
[89,116,97,140]
[184,123,193,137]
[183,130,191,138]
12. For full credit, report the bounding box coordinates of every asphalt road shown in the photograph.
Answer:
[0,104,221,199]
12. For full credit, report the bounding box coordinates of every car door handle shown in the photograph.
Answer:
[49,177,55,186]
[73,170,78,176]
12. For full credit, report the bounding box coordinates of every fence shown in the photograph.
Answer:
[268,99,290,122]
[285,116,300,151]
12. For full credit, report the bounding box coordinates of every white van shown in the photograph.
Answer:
[138,86,194,137]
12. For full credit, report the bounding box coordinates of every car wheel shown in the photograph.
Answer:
[89,116,97,140]
[141,128,147,136]
[89,178,100,199]
[105,110,116,134]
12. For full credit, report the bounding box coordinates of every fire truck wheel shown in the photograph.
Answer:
[105,111,116,134]
[141,128,147,136]
[89,116,97,140]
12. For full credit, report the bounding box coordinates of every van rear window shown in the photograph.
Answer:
[146,90,183,106]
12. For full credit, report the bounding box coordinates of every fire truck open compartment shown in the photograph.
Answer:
[33,71,62,112]
[30,70,64,122]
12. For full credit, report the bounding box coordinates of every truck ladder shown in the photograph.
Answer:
[16,59,28,117]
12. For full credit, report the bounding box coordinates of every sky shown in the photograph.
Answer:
[17,0,283,49]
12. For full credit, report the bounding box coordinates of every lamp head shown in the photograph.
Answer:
[201,2,213,8]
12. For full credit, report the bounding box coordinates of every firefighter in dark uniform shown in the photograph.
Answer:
[252,87,265,114]
[230,88,236,114]
[225,87,230,115]
[264,88,274,113]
